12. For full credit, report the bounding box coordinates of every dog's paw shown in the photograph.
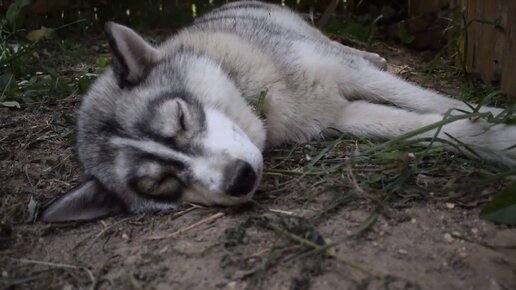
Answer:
[480,124,516,167]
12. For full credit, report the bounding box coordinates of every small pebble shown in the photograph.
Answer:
[398,249,408,255]
[444,233,454,243]
[471,228,478,235]
[226,281,237,289]
[452,231,461,237]
[122,233,129,240]
[446,202,455,209]
[410,218,416,224]
[2,271,8,278]
[407,153,415,159]
[458,247,467,257]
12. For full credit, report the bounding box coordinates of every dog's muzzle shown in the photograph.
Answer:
[223,159,258,197]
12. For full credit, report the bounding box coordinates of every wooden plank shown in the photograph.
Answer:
[500,0,516,96]
[454,0,516,97]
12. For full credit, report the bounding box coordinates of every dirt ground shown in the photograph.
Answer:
[1,39,515,290]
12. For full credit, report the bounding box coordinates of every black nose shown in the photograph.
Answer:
[224,160,257,197]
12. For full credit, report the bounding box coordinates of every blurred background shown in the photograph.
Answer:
[1,0,515,107]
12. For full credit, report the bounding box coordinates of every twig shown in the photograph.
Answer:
[346,163,395,219]
[268,208,295,215]
[266,221,380,278]
[19,98,81,106]
[146,212,225,240]
[7,258,96,288]
[264,169,322,176]
[23,164,35,190]
[246,247,272,259]
[451,233,516,250]
[167,204,203,221]
[128,273,143,290]
[75,217,131,255]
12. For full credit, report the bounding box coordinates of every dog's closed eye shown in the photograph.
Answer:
[136,175,182,199]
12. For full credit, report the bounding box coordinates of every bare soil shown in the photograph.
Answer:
[1,41,515,290]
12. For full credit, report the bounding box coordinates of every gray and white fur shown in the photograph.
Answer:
[41,1,516,222]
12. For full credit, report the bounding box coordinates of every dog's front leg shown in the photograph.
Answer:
[342,66,506,117]
[332,101,516,167]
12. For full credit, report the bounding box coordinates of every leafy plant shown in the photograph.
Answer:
[397,26,415,44]
[480,182,516,225]
[5,0,31,31]
[444,7,503,76]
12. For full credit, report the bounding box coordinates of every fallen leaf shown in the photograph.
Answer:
[26,26,54,42]
[6,0,31,29]
[0,101,21,108]
[480,182,516,225]
[27,196,38,222]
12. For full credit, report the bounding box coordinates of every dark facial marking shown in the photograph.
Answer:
[178,102,187,131]
[135,91,205,154]
[98,118,128,138]
[128,174,184,202]
[134,152,186,170]
[104,24,131,88]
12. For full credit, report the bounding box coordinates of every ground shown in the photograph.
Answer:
[1,33,515,290]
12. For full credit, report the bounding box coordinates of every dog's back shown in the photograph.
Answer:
[163,1,383,145]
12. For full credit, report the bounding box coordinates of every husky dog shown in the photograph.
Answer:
[41,1,516,222]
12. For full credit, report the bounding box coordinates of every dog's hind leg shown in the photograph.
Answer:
[331,42,387,70]
[332,41,387,70]
[331,101,516,167]
[342,66,506,116]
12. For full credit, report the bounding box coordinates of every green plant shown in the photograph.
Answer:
[5,0,31,31]
[444,7,502,76]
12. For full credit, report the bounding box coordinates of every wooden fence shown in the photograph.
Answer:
[409,0,515,97]
[453,0,516,97]
[2,0,515,97]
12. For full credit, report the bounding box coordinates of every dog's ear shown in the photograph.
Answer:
[40,179,126,223]
[104,22,161,88]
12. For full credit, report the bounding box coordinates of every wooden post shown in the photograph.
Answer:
[457,0,516,97]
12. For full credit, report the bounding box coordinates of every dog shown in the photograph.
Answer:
[40,1,516,222]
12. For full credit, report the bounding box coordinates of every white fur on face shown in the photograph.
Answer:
[201,108,263,172]
[109,107,263,206]
[185,108,263,205]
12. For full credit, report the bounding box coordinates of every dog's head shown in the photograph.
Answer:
[41,23,263,222]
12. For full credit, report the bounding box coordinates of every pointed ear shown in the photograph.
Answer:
[40,179,126,223]
[104,22,161,88]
